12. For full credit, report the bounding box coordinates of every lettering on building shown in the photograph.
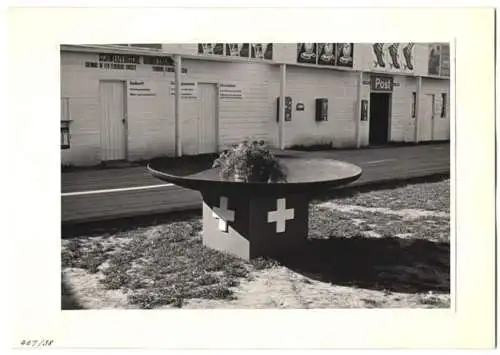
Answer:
[220,83,243,100]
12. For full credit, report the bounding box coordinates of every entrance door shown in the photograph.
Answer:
[420,94,435,141]
[369,92,391,145]
[99,81,126,161]
[198,83,218,154]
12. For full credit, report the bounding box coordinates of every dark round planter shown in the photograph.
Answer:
[148,155,362,260]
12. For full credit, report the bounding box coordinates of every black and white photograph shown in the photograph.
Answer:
[60,42,452,310]
[198,42,224,55]
[335,42,353,67]
[251,43,273,60]
[297,42,317,63]
[8,5,495,352]
[317,43,336,65]
[428,43,441,75]
[226,43,242,57]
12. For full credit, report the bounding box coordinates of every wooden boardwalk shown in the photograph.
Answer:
[61,144,450,224]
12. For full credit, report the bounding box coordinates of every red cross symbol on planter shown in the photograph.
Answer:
[212,196,235,232]
[267,198,295,233]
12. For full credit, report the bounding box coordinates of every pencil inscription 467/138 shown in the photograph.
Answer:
[19,339,54,347]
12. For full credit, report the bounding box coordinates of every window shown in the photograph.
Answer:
[441,93,447,118]
[411,92,416,118]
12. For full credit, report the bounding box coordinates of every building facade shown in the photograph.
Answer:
[60,43,451,166]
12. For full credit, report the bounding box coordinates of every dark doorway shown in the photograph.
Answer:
[369,93,391,145]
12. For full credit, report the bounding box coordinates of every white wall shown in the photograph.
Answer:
[420,78,451,141]
[283,66,359,148]
[61,51,179,166]
[181,59,280,151]
[61,48,450,167]
[60,51,281,165]
[358,72,371,147]
[390,75,418,142]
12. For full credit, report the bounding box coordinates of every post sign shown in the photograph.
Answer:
[371,75,393,91]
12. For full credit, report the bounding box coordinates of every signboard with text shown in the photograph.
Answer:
[371,75,393,91]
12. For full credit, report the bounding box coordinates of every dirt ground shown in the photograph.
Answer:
[62,179,450,309]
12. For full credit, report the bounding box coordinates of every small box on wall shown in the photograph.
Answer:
[361,100,368,121]
[315,98,328,121]
[276,96,293,122]
[61,121,71,149]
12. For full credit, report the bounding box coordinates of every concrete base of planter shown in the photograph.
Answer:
[202,192,309,260]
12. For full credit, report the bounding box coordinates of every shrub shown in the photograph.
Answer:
[212,139,287,183]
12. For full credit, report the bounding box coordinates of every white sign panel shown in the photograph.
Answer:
[170,82,198,98]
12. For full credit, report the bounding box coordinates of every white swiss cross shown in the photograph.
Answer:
[267,198,295,233]
[212,196,235,232]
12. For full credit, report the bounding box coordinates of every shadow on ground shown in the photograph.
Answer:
[275,236,450,294]
[61,274,85,310]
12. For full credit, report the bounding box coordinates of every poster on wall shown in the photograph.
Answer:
[169,81,198,98]
[317,43,336,65]
[336,43,353,67]
[239,43,250,58]
[297,43,317,64]
[371,43,415,72]
[226,43,242,57]
[372,43,386,68]
[220,83,243,100]
[361,100,368,121]
[251,43,273,60]
[224,43,252,58]
[198,43,224,55]
[402,43,415,71]
[387,43,402,69]
[428,43,441,75]
[440,43,450,77]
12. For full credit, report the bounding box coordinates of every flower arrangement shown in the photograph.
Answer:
[212,139,287,183]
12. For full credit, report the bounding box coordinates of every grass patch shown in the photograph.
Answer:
[329,179,450,212]
[62,217,269,309]
[62,239,113,273]
[62,180,450,308]
[308,205,449,243]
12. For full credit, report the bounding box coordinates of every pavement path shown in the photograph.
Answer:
[61,143,450,224]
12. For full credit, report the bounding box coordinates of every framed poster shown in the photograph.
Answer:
[428,44,441,75]
[297,43,317,64]
[336,43,353,67]
[402,43,415,71]
[276,96,293,122]
[440,44,450,77]
[361,100,368,121]
[198,43,224,55]
[239,43,250,58]
[372,43,386,69]
[213,43,224,55]
[226,43,242,57]
[198,43,214,55]
[317,43,336,65]
[251,43,273,60]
